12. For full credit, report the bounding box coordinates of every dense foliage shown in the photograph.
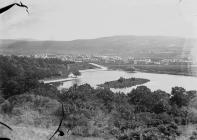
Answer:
[0,55,76,98]
[98,77,150,89]
[55,85,196,139]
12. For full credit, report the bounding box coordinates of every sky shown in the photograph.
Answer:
[0,0,197,41]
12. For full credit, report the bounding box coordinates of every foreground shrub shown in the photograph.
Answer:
[0,100,13,114]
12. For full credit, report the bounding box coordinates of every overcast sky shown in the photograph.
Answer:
[0,0,197,40]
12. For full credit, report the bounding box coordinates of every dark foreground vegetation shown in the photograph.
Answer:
[98,77,150,89]
[0,55,197,140]
[1,84,197,140]
[0,55,84,98]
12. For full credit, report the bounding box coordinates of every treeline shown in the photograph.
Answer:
[0,84,197,140]
[55,85,196,139]
[0,55,76,98]
[3,83,196,139]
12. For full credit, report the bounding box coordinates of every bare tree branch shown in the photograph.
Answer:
[0,1,29,15]
[49,104,65,140]
[0,122,13,131]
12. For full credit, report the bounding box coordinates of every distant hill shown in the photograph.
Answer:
[0,35,195,59]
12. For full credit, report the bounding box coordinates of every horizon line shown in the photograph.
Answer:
[0,34,196,42]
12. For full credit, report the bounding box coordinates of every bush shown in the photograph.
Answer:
[0,95,5,104]
[0,94,61,127]
[157,113,172,124]
[0,100,13,114]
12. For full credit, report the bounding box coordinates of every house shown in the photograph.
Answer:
[68,73,77,78]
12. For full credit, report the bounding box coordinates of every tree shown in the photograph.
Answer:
[73,70,81,76]
[128,86,152,112]
[2,79,22,98]
[118,77,124,83]
[0,2,29,14]
[170,87,189,107]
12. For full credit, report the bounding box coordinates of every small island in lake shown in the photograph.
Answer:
[98,77,150,89]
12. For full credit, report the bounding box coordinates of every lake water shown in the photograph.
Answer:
[59,66,197,93]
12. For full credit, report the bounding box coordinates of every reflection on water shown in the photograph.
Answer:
[59,68,197,93]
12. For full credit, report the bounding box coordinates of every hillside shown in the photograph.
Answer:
[0,55,197,140]
[0,36,195,59]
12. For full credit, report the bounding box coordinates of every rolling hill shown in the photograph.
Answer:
[0,35,195,59]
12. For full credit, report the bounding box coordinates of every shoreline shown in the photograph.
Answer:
[98,77,150,89]
[40,63,106,84]
[41,63,196,84]
[134,68,196,77]
[39,77,78,84]
[99,63,197,77]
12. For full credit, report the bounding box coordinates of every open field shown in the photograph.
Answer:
[98,63,197,76]
[134,65,197,76]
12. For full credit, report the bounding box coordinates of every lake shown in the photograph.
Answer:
[59,65,197,93]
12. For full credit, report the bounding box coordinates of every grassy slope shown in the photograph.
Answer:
[1,126,111,140]
[0,94,115,140]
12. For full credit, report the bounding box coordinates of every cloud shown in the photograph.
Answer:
[0,0,196,40]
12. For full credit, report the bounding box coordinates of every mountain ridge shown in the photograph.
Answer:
[0,35,195,59]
